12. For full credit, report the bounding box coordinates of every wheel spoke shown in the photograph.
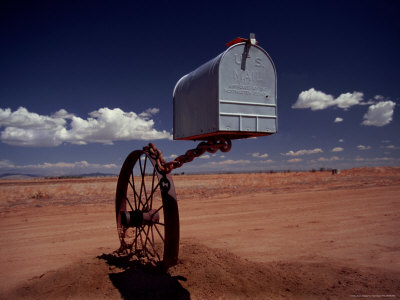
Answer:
[138,156,147,210]
[150,167,156,209]
[121,193,134,211]
[133,226,144,252]
[154,224,165,242]
[128,179,141,210]
[138,226,145,255]
[151,225,155,248]
[130,179,145,211]
[143,226,153,257]
[144,181,160,210]
[138,156,143,201]
[142,156,149,208]
[151,205,163,219]
[134,227,137,252]
[130,172,138,210]
[143,165,156,210]
[148,226,161,260]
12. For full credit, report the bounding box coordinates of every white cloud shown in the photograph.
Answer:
[358,95,379,106]
[357,145,371,150]
[361,101,396,127]
[0,107,67,146]
[260,159,273,163]
[371,95,387,103]
[168,154,178,159]
[138,107,160,118]
[334,117,343,123]
[0,107,171,146]
[292,88,334,110]
[338,139,344,143]
[292,88,364,110]
[334,92,364,109]
[372,157,395,161]
[53,109,75,119]
[34,161,117,169]
[209,159,250,166]
[282,148,323,156]
[0,159,118,175]
[355,156,396,162]
[251,152,269,158]
[288,158,302,163]
[200,154,210,159]
[0,159,15,168]
[318,156,340,162]
[331,147,343,152]
[381,145,399,150]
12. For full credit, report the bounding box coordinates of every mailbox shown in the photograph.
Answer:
[173,37,277,140]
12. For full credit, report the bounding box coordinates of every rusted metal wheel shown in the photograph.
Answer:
[115,150,179,268]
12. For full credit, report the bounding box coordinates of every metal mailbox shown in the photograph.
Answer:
[173,38,277,140]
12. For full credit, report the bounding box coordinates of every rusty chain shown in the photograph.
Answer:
[143,138,232,174]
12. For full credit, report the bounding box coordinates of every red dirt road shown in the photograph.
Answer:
[0,167,399,299]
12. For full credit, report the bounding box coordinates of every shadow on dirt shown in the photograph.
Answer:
[98,253,190,300]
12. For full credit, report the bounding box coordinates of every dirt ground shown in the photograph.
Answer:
[0,167,399,299]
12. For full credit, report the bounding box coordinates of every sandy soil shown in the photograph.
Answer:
[0,167,399,299]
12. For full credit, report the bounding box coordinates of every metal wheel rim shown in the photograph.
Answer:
[115,150,179,267]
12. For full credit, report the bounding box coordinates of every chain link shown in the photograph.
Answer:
[143,138,232,174]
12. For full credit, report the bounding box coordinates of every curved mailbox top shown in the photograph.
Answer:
[173,42,277,140]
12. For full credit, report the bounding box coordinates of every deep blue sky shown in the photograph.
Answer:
[1,0,399,175]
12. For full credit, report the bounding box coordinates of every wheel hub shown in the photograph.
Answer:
[120,209,160,228]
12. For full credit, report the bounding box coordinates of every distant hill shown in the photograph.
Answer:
[80,172,117,177]
[60,172,117,178]
[0,172,117,180]
[0,173,40,180]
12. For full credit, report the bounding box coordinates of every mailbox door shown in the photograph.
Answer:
[218,43,277,134]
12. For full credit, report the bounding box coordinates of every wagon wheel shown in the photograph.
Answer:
[115,150,179,268]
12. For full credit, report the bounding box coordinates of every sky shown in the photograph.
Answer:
[0,0,399,176]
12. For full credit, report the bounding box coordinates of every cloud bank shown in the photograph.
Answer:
[293,89,396,127]
[251,152,269,158]
[288,158,302,163]
[209,159,251,166]
[357,145,371,150]
[318,156,340,162]
[0,107,171,146]
[282,148,323,156]
[0,159,118,175]
[292,88,364,110]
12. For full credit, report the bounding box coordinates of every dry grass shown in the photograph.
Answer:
[0,167,399,210]
[0,177,117,209]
